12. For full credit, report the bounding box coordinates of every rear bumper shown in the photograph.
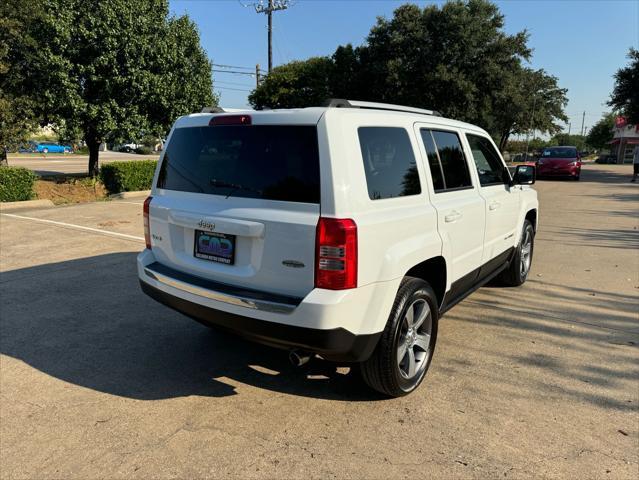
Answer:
[137,250,394,362]
[140,281,380,362]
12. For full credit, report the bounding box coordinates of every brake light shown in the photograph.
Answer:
[209,115,252,126]
[315,218,357,290]
[143,196,152,249]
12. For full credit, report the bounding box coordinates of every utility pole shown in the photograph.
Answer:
[255,64,261,87]
[252,0,290,73]
[580,111,585,136]
[568,122,571,135]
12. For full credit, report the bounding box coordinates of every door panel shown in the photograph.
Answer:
[477,184,520,261]
[415,125,486,284]
[464,133,520,262]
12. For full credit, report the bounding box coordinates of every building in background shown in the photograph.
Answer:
[611,117,639,163]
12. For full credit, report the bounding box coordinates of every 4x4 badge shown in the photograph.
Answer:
[282,260,305,269]
[197,220,215,231]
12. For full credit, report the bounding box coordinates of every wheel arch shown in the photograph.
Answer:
[525,208,538,232]
[404,256,447,309]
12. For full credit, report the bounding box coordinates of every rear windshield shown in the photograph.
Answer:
[542,147,577,158]
[157,125,320,203]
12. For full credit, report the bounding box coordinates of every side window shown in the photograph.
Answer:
[420,129,473,192]
[466,134,506,186]
[420,130,445,191]
[358,127,421,200]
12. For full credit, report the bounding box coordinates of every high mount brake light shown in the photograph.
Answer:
[209,115,252,126]
[143,196,152,249]
[315,218,357,290]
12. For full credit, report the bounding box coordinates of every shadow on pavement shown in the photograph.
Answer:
[449,278,639,412]
[0,252,380,402]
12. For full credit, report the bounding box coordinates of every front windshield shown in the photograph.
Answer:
[542,147,578,158]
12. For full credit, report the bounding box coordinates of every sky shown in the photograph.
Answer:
[169,0,639,134]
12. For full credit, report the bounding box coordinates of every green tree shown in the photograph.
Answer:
[586,113,615,150]
[549,134,587,151]
[492,67,567,151]
[10,0,214,175]
[249,57,333,110]
[0,0,44,164]
[608,48,639,125]
[249,0,567,151]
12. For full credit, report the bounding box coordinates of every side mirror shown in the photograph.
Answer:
[513,165,536,185]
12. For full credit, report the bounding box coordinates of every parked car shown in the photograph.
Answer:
[17,141,38,153]
[35,142,72,154]
[595,154,616,164]
[536,146,581,180]
[118,142,142,153]
[137,100,539,397]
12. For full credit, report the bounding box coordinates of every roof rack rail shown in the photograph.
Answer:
[201,106,226,113]
[322,98,442,117]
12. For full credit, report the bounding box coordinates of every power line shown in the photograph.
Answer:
[212,63,254,71]
[212,69,257,76]
[215,80,256,88]
[215,86,252,92]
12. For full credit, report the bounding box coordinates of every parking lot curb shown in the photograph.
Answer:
[109,190,151,199]
[0,199,55,211]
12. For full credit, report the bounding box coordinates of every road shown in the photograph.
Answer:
[0,164,637,479]
[7,151,159,176]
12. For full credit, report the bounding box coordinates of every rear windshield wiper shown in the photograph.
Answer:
[210,179,262,199]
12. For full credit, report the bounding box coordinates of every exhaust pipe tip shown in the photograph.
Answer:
[289,349,312,367]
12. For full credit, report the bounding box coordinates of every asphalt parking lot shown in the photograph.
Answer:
[1,163,637,479]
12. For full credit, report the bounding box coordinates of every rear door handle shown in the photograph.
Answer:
[444,211,462,223]
[489,201,501,211]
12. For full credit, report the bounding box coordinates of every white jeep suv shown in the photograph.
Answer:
[138,99,538,397]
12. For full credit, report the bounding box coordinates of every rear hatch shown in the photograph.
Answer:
[148,115,321,298]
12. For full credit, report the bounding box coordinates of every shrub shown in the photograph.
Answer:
[99,160,157,194]
[141,135,157,148]
[0,167,37,202]
[134,146,153,155]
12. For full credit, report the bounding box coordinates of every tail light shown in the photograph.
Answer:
[315,218,357,290]
[143,196,152,249]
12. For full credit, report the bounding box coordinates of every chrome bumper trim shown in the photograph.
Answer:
[143,266,297,314]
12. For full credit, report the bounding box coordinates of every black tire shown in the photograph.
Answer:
[360,276,438,397]
[498,219,535,287]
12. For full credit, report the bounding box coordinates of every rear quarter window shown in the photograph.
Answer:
[157,125,320,203]
[358,127,421,200]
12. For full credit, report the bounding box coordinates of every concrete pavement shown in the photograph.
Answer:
[0,164,637,479]
[7,151,159,176]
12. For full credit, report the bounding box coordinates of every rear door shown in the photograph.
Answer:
[463,133,520,263]
[415,125,486,290]
[148,118,322,298]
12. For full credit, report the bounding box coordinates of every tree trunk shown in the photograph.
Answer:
[0,147,8,167]
[87,138,100,177]
[499,131,511,152]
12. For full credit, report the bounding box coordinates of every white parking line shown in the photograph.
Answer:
[0,213,144,243]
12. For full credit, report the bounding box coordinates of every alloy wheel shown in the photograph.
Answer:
[396,298,432,380]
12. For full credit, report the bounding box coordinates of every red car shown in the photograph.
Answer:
[536,146,581,180]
